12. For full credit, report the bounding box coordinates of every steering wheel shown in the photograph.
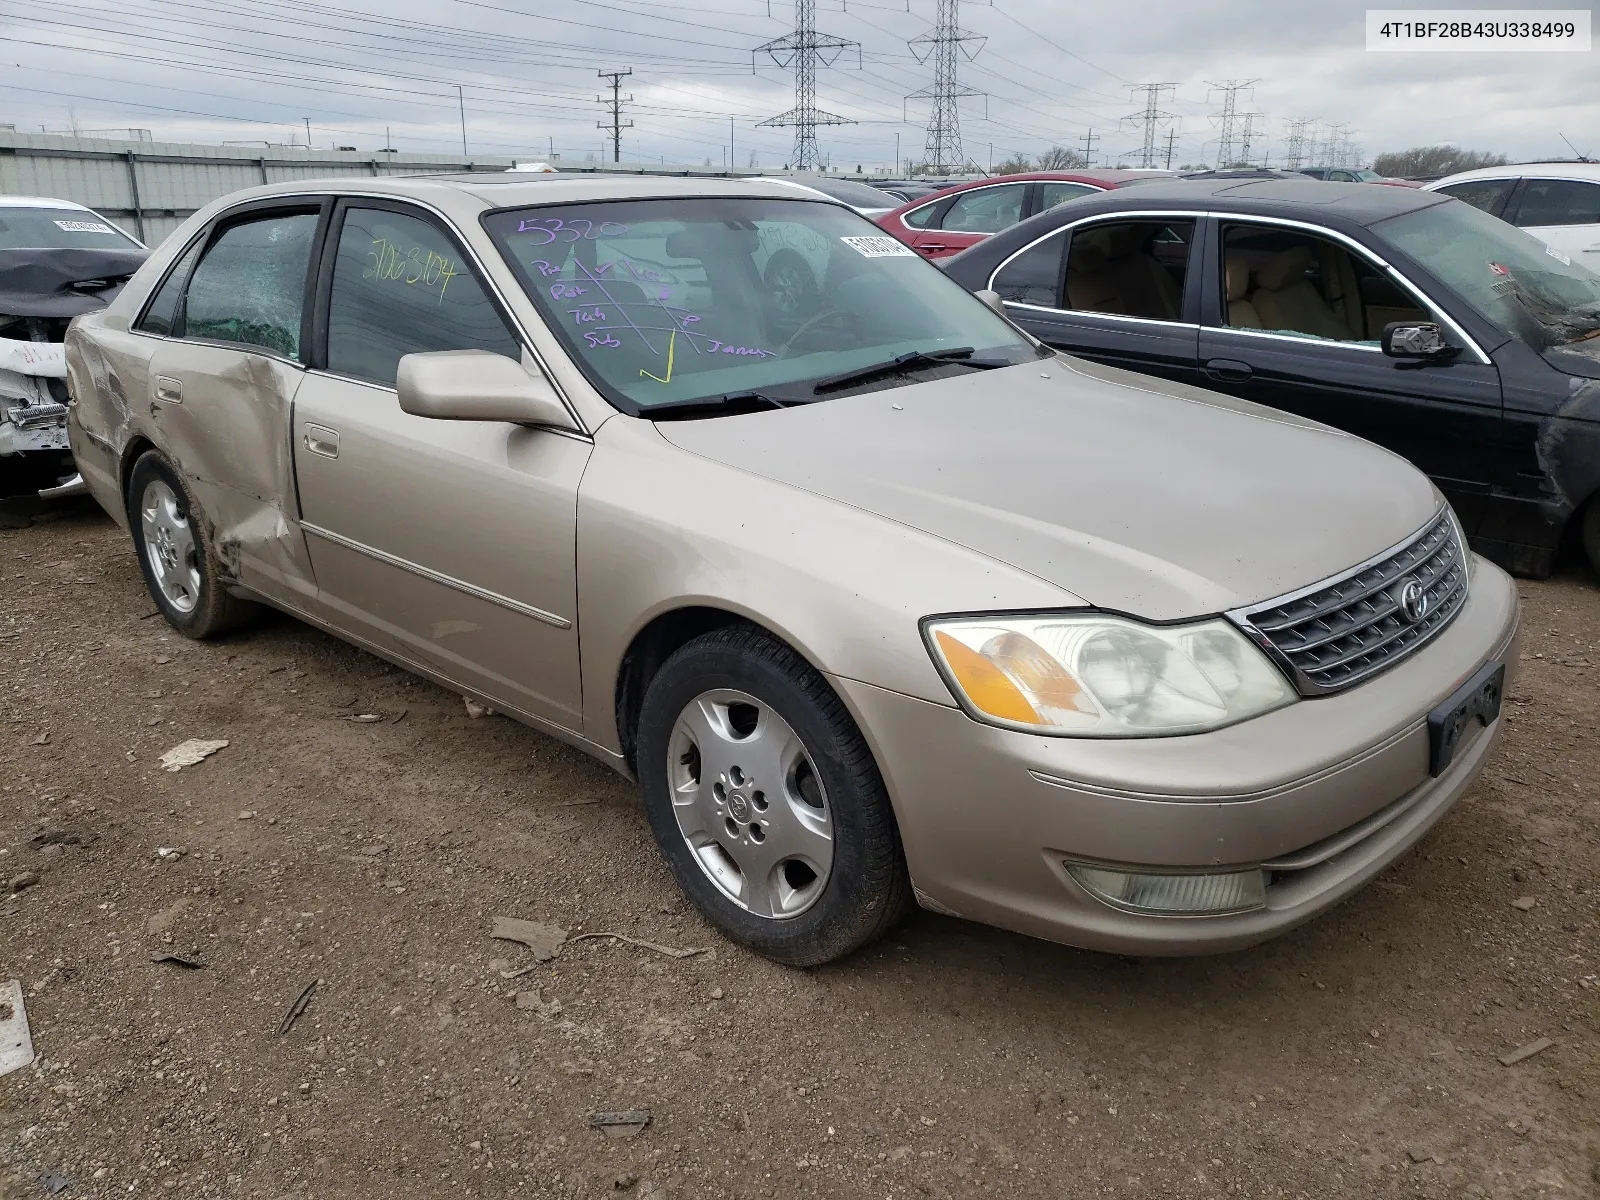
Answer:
[778,308,850,357]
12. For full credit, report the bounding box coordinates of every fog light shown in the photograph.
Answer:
[1067,864,1266,915]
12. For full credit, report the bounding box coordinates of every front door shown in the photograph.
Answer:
[291,200,590,729]
[991,215,1204,390]
[1196,218,1503,531]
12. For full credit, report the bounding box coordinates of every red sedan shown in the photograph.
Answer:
[874,170,1169,260]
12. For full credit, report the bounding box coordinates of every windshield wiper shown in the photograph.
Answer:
[637,391,797,421]
[810,346,1012,394]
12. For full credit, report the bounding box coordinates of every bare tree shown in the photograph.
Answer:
[993,154,1033,175]
[1372,145,1510,180]
[1035,144,1088,170]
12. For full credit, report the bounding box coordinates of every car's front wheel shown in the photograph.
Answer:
[127,451,258,639]
[635,624,912,966]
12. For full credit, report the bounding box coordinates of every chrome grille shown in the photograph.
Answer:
[1231,511,1469,695]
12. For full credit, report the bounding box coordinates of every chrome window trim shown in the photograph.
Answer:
[986,208,1492,366]
[1203,327,1384,353]
[136,188,591,436]
[300,520,574,629]
[1004,302,1198,332]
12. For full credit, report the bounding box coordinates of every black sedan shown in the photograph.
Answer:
[942,177,1600,578]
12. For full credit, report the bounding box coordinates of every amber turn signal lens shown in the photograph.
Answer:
[934,630,1040,724]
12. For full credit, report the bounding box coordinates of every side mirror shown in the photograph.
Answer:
[974,288,1009,318]
[397,350,578,429]
[1381,321,1457,361]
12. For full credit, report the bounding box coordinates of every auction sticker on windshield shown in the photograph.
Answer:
[840,235,917,258]
[52,220,115,233]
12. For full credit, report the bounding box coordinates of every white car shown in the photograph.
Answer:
[1424,163,1600,262]
[750,176,897,218]
[1,195,146,497]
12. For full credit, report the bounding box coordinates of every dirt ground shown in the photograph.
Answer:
[1,496,1596,1200]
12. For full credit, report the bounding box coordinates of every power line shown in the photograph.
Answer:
[906,0,985,172]
[753,0,860,169]
[596,68,634,162]
[1121,83,1176,170]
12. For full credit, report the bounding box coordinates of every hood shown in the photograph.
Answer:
[0,248,151,319]
[655,358,1441,620]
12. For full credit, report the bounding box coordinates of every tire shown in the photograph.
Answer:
[635,624,912,966]
[1584,500,1600,579]
[763,251,819,323]
[126,451,258,639]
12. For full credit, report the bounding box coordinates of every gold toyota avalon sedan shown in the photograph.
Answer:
[64,175,1519,965]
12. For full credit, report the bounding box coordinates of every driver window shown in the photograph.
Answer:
[940,184,1027,234]
[1219,224,1427,343]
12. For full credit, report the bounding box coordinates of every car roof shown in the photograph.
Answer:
[1057,176,1451,225]
[0,195,96,211]
[1429,161,1600,186]
[190,172,847,224]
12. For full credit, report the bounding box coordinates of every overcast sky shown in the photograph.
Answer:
[0,0,1594,169]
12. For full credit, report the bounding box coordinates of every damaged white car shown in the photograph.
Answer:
[1,196,146,498]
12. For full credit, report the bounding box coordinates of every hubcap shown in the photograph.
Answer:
[667,689,833,919]
[138,479,201,614]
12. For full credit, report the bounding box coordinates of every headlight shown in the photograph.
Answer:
[923,613,1295,737]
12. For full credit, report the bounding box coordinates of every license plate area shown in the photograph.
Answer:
[1428,660,1504,776]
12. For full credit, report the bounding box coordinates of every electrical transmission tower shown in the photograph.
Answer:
[754,0,860,171]
[596,69,633,163]
[1121,83,1177,170]
[1238,112,1265,166]
[1163,126,1178,169]
[1078,128,1099,166]
[906,0,986,174]
[1282,118,1314,169]
[1206,78,1258,167]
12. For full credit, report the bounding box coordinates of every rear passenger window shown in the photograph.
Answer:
[136,236,203,336]
[901,202,943,230]
[1039,182,1098,211]
[183,212,318,357]
[1063,220,1194,321]
[325,207,521,387]
[1512,179,1600,228]
[940,184,1028,234]
[1435,180,1516,218]
[992,230,1066,306]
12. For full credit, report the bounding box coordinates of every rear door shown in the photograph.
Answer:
[1195,216,1503,531]
[987,214,1204,389]
[144,200,326,600]
[291,198,590,729]
[907,182,1030,259]
[1503,176,1600,261]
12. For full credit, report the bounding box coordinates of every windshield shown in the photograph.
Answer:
[484,197,1037,412]
[785,176,897,209]
[1373,198,1600,347]
[0,207,140,250]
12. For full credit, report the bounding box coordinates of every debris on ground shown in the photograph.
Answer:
[39,1171,71,1196]
[590,1110,651,1140]
[463,697,494,719]
[153,847,185,863]
[1407,1148,1438,1164]
[490,916,568,962]
[7,871,40,893]
[277,980,319,1035]
[1498,1037,1554,1066]
[158,738,229,772]
[0,980,35,1077]
[149,953,205,970]
[1510,896,1537,911]
[515,988,563,1020]
[145,898,190,934]
[568,932,709,960]
[347,713,385,723]
[31,732,50,745]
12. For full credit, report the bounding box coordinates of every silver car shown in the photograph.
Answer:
[66,175,1519,965]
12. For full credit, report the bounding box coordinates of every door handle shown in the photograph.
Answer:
[1204,358,1254,382]
[303,424,340,459]
[919,243,947,254]
[153,376,182,404]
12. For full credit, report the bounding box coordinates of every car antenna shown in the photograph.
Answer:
[1558,133,1594,163]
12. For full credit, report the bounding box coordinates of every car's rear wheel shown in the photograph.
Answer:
[127,451,258,639]
[635,624,912,966]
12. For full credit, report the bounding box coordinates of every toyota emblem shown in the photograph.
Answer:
[1397,578,1430,624]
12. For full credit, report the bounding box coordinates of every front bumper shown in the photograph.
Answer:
[835,558,1520,956]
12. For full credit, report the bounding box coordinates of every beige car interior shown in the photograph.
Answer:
[1065,223,1186,320]
[1222,231,1428,342]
